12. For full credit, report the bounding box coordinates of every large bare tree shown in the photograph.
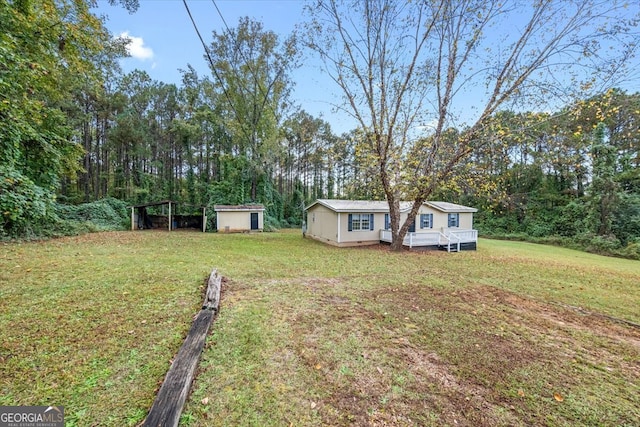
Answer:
[305,0,640,250]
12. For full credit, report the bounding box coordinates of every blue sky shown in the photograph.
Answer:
[94,1,640,136]
[94,0,353,133]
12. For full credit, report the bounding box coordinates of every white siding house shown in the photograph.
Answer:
[305,199,478,250]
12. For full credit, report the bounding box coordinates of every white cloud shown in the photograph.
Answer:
[117,31,154,61]
[414,119,439,133]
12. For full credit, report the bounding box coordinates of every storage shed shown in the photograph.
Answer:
[214,204,265,233]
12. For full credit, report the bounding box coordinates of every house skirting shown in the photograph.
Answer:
[379,241,477,251]
[306,234,380,247]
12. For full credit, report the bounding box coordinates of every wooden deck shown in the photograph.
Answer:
[379,229,478,251]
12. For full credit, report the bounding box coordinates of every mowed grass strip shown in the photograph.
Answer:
[1,231,639,426]
[0,232,211,425]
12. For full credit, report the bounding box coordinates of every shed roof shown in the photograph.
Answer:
[214,204,265,212]
[131,200,206,210]
[131,200,175,209]
[306,199,476,213]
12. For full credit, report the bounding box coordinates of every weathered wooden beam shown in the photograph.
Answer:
[203,269,222,311]
[142,269,221,427]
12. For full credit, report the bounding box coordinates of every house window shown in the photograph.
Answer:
[384,213,390,230]
[348,213,374,231]
[448,213,459,228]
[420,213,433,229]
[360,214,370,230]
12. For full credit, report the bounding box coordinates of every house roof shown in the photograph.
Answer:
[307,199,401,212]
[214,204,265,212]
[425,202,478,213]
[306,199,476,213]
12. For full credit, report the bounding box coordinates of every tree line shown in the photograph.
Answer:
[452,90,640,258]
[1,0,639,259]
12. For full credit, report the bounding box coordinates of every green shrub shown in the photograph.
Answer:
[43,218,98,237]
[616,243,640,260]
[587,234,622,253]
[475,211,522,234]
[263,214,281,232]
[205,210,216,233]
[55,198,129,231]
[525,222,554,238]
[1,166,56,238]
[554,201,586,236]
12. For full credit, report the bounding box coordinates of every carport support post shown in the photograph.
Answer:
[131,207,134,231]
[202,207,207,233]
[168,202,172,231]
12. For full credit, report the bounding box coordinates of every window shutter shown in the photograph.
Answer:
[348,214,353,231]
[370,213,374,230]
[420,214,425,229]
[429,214,433,228]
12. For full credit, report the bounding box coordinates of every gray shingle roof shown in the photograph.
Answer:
[307,199,476,213]
[309,199,393,212]
[214,204,265,212]
[425,202,478,213]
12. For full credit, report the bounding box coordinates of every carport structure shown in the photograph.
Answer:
[130,200,208,232]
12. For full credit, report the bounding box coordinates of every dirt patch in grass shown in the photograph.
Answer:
[466,284,640,347]
[277,277,640,426]
[448,284,640,386]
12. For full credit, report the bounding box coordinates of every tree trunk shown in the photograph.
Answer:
[389,199,423,251]
[388,199,403,251]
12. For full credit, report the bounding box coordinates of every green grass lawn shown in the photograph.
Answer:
[0,231,638,426]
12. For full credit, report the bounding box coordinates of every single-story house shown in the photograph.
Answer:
[214,204,265,232]
[304,199,478,251]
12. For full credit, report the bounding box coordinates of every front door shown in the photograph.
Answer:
[250,212,259,230]
[408,220,415,233]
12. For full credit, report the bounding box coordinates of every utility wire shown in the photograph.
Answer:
[210,0,250,101]
[209,0,285,126]
[182,0,246,139]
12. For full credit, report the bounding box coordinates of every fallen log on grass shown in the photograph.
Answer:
[142,269,222,427]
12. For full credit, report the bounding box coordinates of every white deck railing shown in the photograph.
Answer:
[380,229,393,244]
[448,229,478,242]
[380,229,477,249]
[439,232,460,252]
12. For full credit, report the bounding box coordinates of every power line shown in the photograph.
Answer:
[182,0,246,137]
[211,0,287,127]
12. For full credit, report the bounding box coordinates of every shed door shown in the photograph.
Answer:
[250,212,259,230]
